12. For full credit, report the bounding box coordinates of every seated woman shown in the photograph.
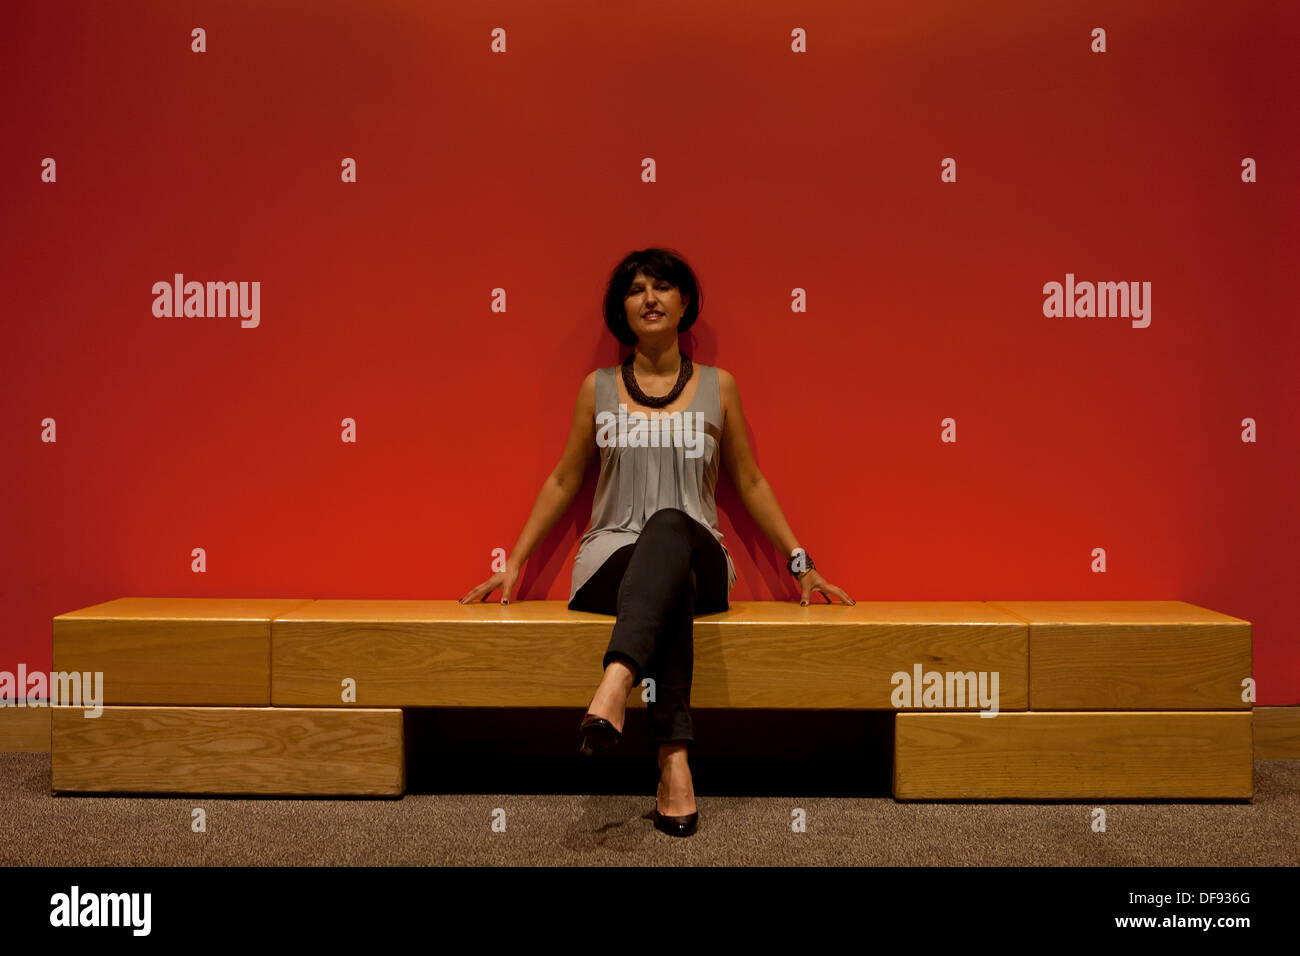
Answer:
[461,247,853,837]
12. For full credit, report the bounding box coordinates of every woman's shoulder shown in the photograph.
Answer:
[711,364,736,392]
[572,369,604,414]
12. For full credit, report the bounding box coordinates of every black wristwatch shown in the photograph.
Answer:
[787,548,815,577]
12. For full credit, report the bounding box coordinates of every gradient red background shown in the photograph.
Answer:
[2,1,1296,701]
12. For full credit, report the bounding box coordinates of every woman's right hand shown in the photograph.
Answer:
[459,564,521,605]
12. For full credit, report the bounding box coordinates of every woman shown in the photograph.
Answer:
[460,248,853,837]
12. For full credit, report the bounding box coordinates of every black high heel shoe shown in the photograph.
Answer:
[578,713,621,756]
[654,806,699,837]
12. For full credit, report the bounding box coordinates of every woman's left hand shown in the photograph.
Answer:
[797,569,854,606]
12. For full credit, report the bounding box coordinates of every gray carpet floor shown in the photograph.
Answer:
[4,751,1297,867]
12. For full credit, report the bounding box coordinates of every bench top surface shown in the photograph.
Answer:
[54,598,315,622]
[274,600,1021,624]
[53,598,1248,626]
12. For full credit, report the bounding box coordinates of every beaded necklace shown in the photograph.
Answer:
[621,353,693,409]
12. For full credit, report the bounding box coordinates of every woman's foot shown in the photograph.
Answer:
[656,742,697,817]
[584,660,636,733]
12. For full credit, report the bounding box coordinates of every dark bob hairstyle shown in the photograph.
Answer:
[602,248,703,347]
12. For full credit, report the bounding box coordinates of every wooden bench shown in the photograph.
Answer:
[48,598,1252,799]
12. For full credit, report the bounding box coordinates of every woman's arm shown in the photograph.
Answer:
[460,371,598,603]
[717,368,854,605]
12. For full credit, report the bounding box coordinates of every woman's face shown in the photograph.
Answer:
[624,271,689,343]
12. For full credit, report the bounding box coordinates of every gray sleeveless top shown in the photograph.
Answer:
[569,363,738,603]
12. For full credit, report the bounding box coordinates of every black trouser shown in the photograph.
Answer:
[567,507,731,749]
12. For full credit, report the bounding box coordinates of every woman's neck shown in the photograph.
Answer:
[631,338,681,376]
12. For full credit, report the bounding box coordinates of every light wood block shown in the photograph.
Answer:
[988,601,1252,710]
[0,704,52,752]
[1254,706,1300,759]
[893,711,1253,799]
[53,598,314,705]
[271,600,1029,709]
[51,705,404,795]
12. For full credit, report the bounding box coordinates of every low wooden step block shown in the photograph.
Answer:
[53,598,314,705]
[893,711,1253,799]
[989,600,1252,710]
[51,705,404,796]
[271,600,1029,709]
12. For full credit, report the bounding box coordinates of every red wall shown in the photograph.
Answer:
[2,1,1296,702]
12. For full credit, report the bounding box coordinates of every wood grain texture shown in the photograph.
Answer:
[0,704,52,752]
[52,598,314,705]
[893,711,1253,799]
[988,601,1252,710]
[270,600,1029,709]
[51,705,404,795]
[1254,706,1300,759]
